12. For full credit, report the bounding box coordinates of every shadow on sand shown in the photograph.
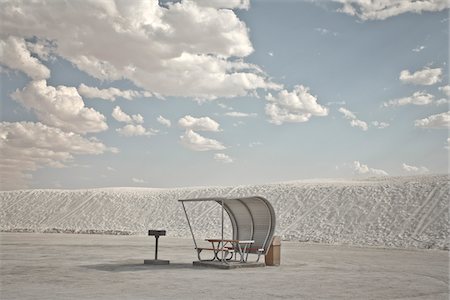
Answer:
[83,261,194,272]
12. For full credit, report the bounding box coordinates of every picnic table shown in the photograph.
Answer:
[198,239,254,263]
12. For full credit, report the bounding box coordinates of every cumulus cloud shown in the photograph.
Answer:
[157,116,172,127]
[334,0,450,21]
[414,111,450,129]
[0,122,116,190]
[214,153,233,163]
[178,115,221,132]
[180,130,225,151]
[399,67,442,85]
[265,85,328,125]
[78,84,152,101]
[112,106,143,124]
[412,45,425,52]
[0,36,50,80]
[116,124,157,137]
[371,121,390,129]
[0,0,279,100]
[439,85,450,97]
[352,161,388,176]
[338,107,368,131]
[402,163,429,173]
[11,80,108,134]
[224,111,257,118]
[383,91,434,107]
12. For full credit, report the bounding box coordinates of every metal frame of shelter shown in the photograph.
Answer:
[179,196,276,263]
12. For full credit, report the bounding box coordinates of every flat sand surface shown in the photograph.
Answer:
[1,233,448,299]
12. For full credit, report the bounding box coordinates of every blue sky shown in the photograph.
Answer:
[0,0,449,190]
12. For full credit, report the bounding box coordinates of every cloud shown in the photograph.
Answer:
[116,124,157,137]
[371,121,390,129]
[157,116,172,128]
[224,111,257,118]
[399,67,442,85]
[352,161,388,176]
[11,80,108,134]
[315,27,338,36]
[0,0,280,100]
[214,153,233,163]
[445,138,450,150]
[383,91,434,107]
[180,130,225,151]
[132,178,145,183]
[414,111,450,129]
[439,85,450,97]
[178,115,221,132]
[0,122,116,190]
[265,85,328,125]
[338,107,368,131]
[191,0,250,9]
[402,163,429,173]
[78,84,152,101]
[334,0,450,21]
[112,106,143,124]
[412,45,425,52]
[0,36,50,80]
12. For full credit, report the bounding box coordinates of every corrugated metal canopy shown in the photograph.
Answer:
[179,196,276,255]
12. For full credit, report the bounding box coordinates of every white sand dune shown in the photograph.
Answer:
[1,175,448,250]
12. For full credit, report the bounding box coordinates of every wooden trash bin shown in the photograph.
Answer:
[265,236,281,266]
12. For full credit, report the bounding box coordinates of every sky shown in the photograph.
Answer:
[0,0,449,190]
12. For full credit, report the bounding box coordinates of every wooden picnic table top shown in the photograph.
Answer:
[205,239,254,244]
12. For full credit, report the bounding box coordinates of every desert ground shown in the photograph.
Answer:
[1,233,448,300]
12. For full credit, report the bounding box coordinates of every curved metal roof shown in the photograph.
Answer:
[179,196,276,254]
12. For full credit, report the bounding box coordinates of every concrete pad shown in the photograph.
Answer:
[193,260,265,269]
[144,259,170,265]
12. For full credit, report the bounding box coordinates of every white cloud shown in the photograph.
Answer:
[112,106,143,124]
[249,141,262,147]
[191,0,250,9]
[338,107,368,131]
[383,91,434,107]
[214,153,233,163]
[0,36,50,80]
[315,27,338,36]
[445,138,450,150]
[402,163,429,173]
[180,130,225,151]
[11,80,108,134]
[371,121,390,129]
[157,116,172,128]
[78,84,152,101]
[132,178,145,183]
[399,67,442,85]
[178,115,221,132]
[0,122,116,190]
[414,111,450,129]
[265,85,328,125]
[224,111,257,118]
[438,85,450,97]
[412,45,425,52]
[352,161,388,176]
[268,52,274,57]
[116,124,157,137]
[0,0,280,100]
[334,0,450,21]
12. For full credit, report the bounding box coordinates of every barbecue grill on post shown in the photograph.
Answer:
[144,229,170,265]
